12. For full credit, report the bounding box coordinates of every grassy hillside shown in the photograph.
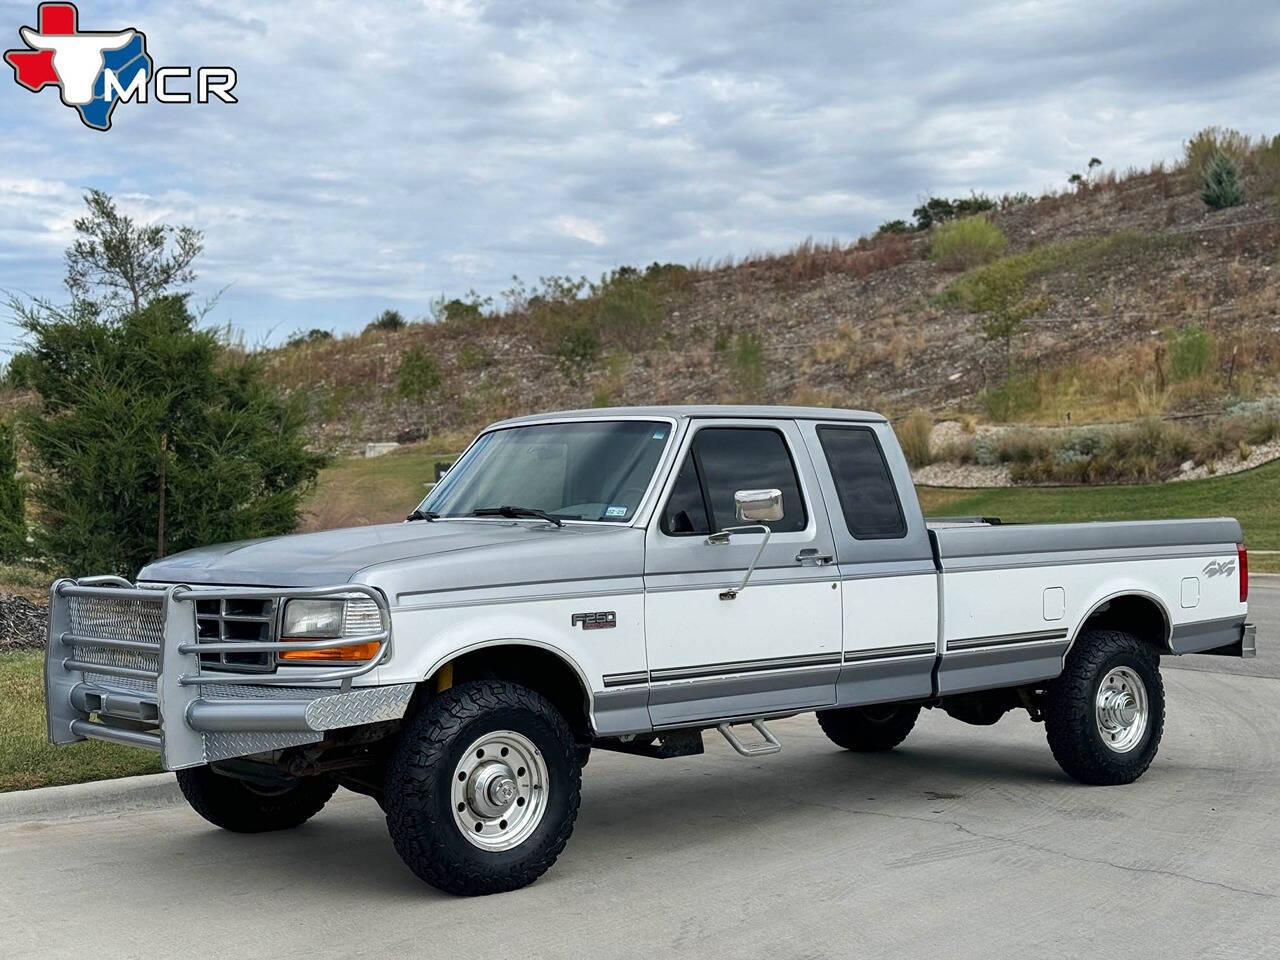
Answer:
[256,129,1280,453]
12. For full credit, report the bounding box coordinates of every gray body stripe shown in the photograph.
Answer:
[1168,615,1247,654]
[601,671,649,688]
[395,580,644,612]
[649,652,841,683]
[941,546,1236,574]
[592,686,651,736]
[947,629,1069,652]
[844,643,936,662]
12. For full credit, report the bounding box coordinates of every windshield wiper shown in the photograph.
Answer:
[405,509,439,522]
[471,505,566,527]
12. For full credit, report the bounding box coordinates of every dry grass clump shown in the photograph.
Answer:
[929,216,1007,271]
[896,411,934,468]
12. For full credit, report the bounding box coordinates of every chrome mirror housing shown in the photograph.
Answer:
[734,488,783,523]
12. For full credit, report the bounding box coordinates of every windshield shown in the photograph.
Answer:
[420,420,673,523]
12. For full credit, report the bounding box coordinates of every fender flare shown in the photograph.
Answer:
[1063,587,1174,662]
[422,637,597,726]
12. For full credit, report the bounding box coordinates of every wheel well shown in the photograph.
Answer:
[1078,594,1171,653]
[428,645,593,741]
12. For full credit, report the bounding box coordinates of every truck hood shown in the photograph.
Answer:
[137,520,634,589]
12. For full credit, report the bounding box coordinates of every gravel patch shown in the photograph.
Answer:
[0,595,49,651]
[913,462,1012,488]
[1172,438,1280,482]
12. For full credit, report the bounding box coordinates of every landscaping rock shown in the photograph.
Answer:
[0,594,49,651]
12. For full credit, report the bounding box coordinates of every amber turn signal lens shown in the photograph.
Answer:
[279,641,381,663]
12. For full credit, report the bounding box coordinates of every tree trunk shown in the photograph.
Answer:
[157,432,168,558]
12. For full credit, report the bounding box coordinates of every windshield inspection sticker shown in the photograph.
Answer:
[604,505,629,518]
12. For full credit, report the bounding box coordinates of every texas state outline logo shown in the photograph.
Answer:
[4,2,237,131]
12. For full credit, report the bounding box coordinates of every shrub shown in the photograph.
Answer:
[980,372,1041,421]
[1166,324,1215,382]
[548,319,600,379]
[457,343,492,369]
[396,346,442,401]
[731,331,766,394]
[365,309,406,333]
[0,420,25,560]
[1201,151,1245,210]
[19,297,325,574]
[437,297,487,325]
[876,219,912,236]
[285,328,333,348]
[897,411,933,468]
[912,193,996,231]
[1184,127,1252,177]
[929,216,1006,271]
[2,352,37,390]
[594,269,664,348]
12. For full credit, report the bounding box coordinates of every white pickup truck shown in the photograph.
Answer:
[45,405,1255,895]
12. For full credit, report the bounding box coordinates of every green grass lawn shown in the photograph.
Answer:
[917,459,1280,557]
[0,651,162,792]
[299,443,460,531]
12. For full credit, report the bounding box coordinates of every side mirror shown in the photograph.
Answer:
[734,488,783,523]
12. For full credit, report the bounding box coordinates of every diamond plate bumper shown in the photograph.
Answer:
[46,578,411,770]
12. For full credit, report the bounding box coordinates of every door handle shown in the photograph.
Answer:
[795,548,834,566]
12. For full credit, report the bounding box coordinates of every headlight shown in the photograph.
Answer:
[279,597,385,664]
[281,599,345,638]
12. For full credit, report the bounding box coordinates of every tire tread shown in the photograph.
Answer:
[1044,628,1165,786]
[384,679,581,896]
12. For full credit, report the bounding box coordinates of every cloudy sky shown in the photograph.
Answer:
[1,0,1278,353]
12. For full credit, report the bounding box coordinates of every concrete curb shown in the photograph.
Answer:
[0,772,181,825]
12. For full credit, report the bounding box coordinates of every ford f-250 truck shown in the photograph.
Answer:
[44,406,1256,895]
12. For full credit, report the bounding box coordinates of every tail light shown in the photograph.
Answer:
[1239,543,1249,603]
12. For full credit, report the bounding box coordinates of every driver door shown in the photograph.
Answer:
[643,419,843,726]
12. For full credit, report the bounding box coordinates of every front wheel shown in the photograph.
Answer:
[175,765,337,833]
[817,702,921,752]
[1044,629,1165,785]
[384,680,582,896]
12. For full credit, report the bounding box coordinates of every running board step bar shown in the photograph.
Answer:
[717,719,781,757]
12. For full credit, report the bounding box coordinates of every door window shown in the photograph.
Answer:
[817,426,907,539]
[661,427,807,536]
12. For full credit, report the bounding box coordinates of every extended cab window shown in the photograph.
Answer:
[817,425,907,539]
[661,427,807,536]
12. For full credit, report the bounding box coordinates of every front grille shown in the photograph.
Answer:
[196,597,276,673]
[67,594,164,691]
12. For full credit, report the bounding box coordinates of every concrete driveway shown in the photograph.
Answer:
[3,583,1278,960]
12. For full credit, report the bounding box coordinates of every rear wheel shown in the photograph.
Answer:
[817,702,921,752]
[1044,629,1165,785]
[176,765,337,833]
[384,680,582,896]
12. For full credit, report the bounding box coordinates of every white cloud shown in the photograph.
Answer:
[549,215,607,246]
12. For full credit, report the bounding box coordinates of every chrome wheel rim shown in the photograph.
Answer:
[450,730,548,851]
[1095,666,1149,753]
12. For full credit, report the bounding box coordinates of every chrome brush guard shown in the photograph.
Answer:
[45,578,413,770]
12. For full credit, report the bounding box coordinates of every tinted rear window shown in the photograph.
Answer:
[817,426,907,539]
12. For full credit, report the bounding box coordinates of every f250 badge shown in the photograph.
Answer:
[572,611,616,630]
[1203,559,1236,578]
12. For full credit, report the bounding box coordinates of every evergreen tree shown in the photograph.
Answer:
[0,420,26,561]
[1201,151,1245,210]
[12,190,327,576]
[19,297,327,575]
